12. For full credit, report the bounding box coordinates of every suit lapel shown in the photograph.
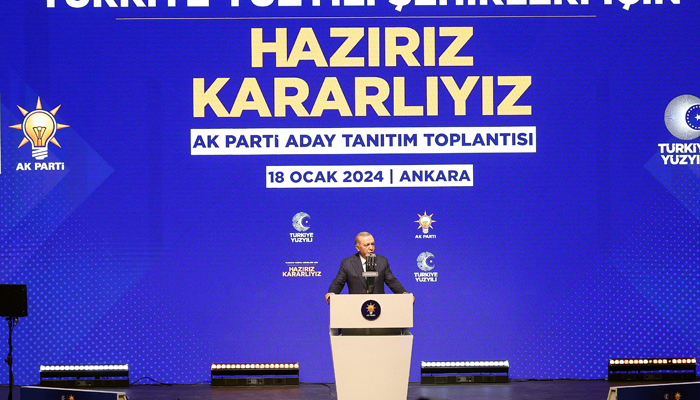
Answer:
[352,253,367,290]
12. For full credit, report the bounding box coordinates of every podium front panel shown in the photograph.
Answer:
[330,334,413,400]
[329,294,413,329]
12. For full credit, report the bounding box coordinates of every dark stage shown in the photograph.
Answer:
[1,380,619,400]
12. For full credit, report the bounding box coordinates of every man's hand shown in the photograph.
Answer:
[325,293,333,305]
[403,292,415,304]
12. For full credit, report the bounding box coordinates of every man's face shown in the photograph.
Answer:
[355,235,375,257]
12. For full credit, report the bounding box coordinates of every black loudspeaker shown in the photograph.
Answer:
[0,284,28,317]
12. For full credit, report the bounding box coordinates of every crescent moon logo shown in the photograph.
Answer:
[417,252,435,271]
[665,95,700,140]
[292,212,311,232]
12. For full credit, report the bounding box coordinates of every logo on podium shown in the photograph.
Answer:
[361,300,381,321]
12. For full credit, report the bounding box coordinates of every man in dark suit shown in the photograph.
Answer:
[325,232,411,304]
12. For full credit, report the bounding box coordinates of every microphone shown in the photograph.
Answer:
[364,254,377,294]
[366,254,376,270]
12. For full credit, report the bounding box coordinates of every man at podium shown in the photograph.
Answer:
[325,232,409,304]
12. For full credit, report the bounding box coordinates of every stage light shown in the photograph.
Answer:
[210,362,299,386]
[39,364,129,388]
[608,358,696,382]
[421,360,509,385]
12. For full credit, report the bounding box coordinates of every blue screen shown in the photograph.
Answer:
[1,0,698,384]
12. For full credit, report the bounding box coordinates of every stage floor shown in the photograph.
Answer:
[2,380,618,399]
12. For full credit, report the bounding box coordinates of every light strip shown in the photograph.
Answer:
[211,363,300,370]
[40,364,129,372]
[421,360,509,368]
[608,358,697,366]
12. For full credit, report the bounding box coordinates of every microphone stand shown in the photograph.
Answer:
[5,316,18,400]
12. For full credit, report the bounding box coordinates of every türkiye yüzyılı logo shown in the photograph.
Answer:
[660,95,700,165]
[290,212,313,242]
[415,251,437,283]
[414,211,436,239]
[9,96,67,171]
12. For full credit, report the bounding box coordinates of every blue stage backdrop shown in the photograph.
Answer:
[1,0,699,385]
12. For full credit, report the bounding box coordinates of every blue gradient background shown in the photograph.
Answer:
[1,0,698,385]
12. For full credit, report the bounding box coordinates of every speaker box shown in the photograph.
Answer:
[0,284,28,317]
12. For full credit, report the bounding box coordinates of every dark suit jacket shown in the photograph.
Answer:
[327,253,407,294]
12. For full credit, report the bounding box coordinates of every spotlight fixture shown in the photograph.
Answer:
[210,362,299,386]
[608,358,697,382]
[420,360,509,384]
[39,364,129,388]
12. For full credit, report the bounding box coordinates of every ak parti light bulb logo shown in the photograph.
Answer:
[9,97,68,160]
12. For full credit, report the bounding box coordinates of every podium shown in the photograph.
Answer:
[329,294,413,400]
